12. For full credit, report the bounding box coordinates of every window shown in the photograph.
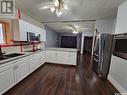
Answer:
[0,23,5,44]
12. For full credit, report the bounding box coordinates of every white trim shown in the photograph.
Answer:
[108,75,127,95]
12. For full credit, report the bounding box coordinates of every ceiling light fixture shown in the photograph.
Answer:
[51,0,68,17]
[54,0,59,7]
[73,30,79,34]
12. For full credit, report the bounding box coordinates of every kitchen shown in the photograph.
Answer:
[0,0,127,95]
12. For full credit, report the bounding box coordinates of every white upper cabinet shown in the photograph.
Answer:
[12,19,46,42]
[19,20,28,41]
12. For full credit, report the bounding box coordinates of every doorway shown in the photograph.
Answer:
[83,36,93,54]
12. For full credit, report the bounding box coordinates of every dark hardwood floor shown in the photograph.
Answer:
[4,53,118,95]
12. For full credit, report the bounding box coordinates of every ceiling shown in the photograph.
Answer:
[15,0,125,33]
[45,21,95,33]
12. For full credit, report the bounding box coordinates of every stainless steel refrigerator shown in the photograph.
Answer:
[92,34,114,78]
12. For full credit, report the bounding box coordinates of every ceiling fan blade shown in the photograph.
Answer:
[67,24,76,30]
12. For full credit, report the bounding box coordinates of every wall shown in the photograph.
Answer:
[19,11,44,28]
[45,26,59,47]
[96,19,115,34]
[115,0,127,34]
[80,31,94,54]
[108,0,127,94]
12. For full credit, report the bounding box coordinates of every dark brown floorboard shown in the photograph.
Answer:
[4,53,119,95]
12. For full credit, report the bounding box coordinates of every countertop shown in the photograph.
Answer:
[0,47,78,65]
[0,50,44,65]
[45,47,79,52]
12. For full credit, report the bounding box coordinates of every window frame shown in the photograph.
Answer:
[0,23,5,44]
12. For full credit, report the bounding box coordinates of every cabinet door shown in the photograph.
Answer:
[62,52,77,65]
[69,53,77,65]
[34,53,40,68]
[0,65,15,94]
[42,51,45,65]
[39,52,45,66]
[45,51,57,63]
[16,57,29,82]
[19,20,27,41]
[29,54,35,72]
[56,52,64,64]
[62,52,70,64]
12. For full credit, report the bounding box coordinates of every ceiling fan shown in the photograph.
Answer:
[40,0,68,17]
[67,24,89,34]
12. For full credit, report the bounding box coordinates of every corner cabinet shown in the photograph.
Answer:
[12,19,46,42]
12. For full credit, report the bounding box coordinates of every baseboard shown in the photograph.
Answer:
[108,75,127,95]
[45,62,76,68]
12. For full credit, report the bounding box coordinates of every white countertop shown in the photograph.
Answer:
[0,47,78,65]
[0,50,44,65]
[45,47,79,52]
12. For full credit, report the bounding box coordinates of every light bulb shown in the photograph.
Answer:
[57,11,62,17]
[73,30,78,34]
[64,5,68,10]
[50,7,55,12]
[54,0,59,7]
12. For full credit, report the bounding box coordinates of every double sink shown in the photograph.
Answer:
[0,53,25,61]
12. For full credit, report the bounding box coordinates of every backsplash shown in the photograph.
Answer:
[1,42,45,54]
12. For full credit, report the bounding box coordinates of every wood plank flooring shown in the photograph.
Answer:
[4,53,119,95]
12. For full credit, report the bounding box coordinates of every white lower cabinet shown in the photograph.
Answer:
[29,51,45,73]
[0,64,15,95]
[14,57,29,83]
[0,51,46,95]
[56,52,64,64]
[29,54,36,72]
[0,57,29,95]
[0,50,76,94]
[45,51,77,65]
[64,52,77,65]
[39,52,45,66]
[34,53,40,68]
[45,51,57,63]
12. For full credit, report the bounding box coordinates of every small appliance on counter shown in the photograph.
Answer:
[92,33,114,78]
